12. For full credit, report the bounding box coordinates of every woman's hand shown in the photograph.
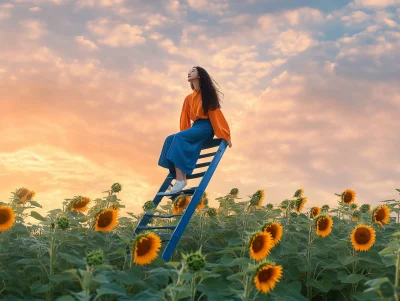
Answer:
[226,140,232,148]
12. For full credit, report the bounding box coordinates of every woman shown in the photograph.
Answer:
[158,66,232,193]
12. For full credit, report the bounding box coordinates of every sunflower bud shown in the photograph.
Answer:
[293,189,304,198]
[111,183,122,193]
[182,247,206,272]
[230,188,239,196]
[352,210,361,221]
[266,203,273,210]
[350,203,358,210]
[321,205,330,212]
[143,201,155,211]
[207,208,217,217]
[360,204,371,213]
[56,216,70,230]
[85,249,104,267]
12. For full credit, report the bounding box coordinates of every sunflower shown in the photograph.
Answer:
[71,196,91,212]
[250,189,265,207]
[341,189,356,204]
[16,187,29,203]
[249,231,273,261]
[352,210,360,221]
[26,190,35,201]
[230,188,239,197]
[315,214,333,237]
[295,198,307,212]
[360,204,371,213]
[95,209,118,232]
[197,193,208,210]
[310,207,321,218]
[0,206,15,232]
[254,261,283,294]
[262,222,283,246]
[372,205,390,227]
[293,188,304,198]
[172,195,190,214]
[133,232,162,265]
[351,224,376,252]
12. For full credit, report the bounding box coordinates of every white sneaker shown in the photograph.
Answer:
[169,180,187,193]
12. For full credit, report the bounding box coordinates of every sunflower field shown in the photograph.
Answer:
[0,184,399,301]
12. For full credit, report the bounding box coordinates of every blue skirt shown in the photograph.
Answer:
[158,118,215,176]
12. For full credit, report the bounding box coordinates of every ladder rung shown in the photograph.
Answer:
[198,152,216,159]
[157,187,197,197]
[202,138,223,150]
[136,225,176,231]
[194,162,211,169]
[186,172,205,179]
[144,214,183,218]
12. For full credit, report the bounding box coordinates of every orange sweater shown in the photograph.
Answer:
[180,89,231,141]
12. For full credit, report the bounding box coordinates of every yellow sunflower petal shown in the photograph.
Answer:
[373,205,390,227]
[95,209,119,232]
[72,197,91,212]
[351,224,376,252]
[249,232,273,261]
[316,215,333,237]
[342,189,356,204]
[0,206,15,232]
[254,264,283,294]
[134,233,162,265]
[263,222,283,246]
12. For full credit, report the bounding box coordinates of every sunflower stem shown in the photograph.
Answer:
[307,224,313,301]
[394,244,400,301]
[190,273,197,301]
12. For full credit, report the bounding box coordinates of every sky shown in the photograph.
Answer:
[0,0,399,218]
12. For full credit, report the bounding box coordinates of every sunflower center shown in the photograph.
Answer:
[375,208,385,222]
[343,193,353,203]
[136,237,152,256]
[252,235,265,253]
[312,208,319,217]
[258,268,272,283]
[0,210,10,224]
[355,228,370,244]
[318,218,328,231]
[17,188,28,198]
[97,212,113,227]
[266,225,276,239]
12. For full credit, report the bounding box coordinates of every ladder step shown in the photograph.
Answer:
[136,225,176,231]
[186,172,205,179]
[198,152,216,159]
[194,162,211,169]
[157,187,197,197]
[202,138,223,149]
[144,214,183,218]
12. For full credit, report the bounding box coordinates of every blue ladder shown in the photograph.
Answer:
[133,137,227,262]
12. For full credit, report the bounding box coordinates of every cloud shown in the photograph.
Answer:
[75,35,99,51]
[270,29,318,56]
[20,19,48,40]
[13,0,62,4]
[352,0,400,9]
[87,18,145,47]
[186,0,229,15]
[0,3,13,20]
[29,6,41,11]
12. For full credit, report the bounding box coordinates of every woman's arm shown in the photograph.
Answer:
[180,96,191,131]
[208,107,231,142]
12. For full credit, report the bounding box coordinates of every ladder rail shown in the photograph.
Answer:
[161,139,227,261]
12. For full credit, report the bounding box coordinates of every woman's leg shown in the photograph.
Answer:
[175,166,186,181]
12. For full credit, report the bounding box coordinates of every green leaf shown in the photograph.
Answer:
[96,283,127,297]
[28,200,42,208]
[340,256,357,265]
[30,211,47,221]
[364,277,392,290]
[59,253,85,266]
[306,278,332,293]
[30,282,53,294]
[92,274,109,284]
[49,273,77,283]
[112,268,142,285]
[338,272,365,283]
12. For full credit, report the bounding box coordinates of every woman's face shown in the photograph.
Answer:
[187,67,199,82]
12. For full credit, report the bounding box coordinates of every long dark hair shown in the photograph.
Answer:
[190,66,224,115]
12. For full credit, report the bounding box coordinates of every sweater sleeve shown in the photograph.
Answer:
[180,96,191,131]
[208,107,231,141]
